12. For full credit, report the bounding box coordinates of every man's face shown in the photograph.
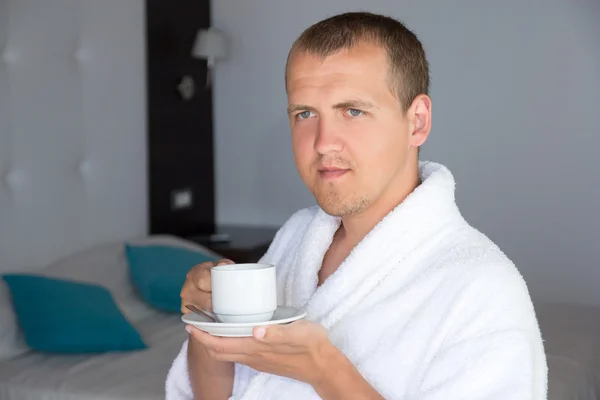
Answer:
[286,42,428,217]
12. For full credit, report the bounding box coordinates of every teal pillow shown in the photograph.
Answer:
[2,274,146,353]
[125,244,218,312]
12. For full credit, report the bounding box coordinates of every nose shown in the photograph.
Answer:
[314,117,343,155]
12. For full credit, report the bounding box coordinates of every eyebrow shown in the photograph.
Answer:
[333,100,378,111]
[287,104,315,115]
[287,100,378,115]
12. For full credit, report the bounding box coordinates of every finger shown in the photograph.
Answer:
[184,261,215,290]
[253,320,310,344]
[189,260,217,276]
[192,259,233,293]
[186,324,232,363]
[193,259,234,291]
[187,325,262,355]
[253,324,286,343]
[180,280,196,313]
[181,262,218,314]
[186,324,212,343]
[207,350,251,364]
[181,279,212,312]
[194,268,212,292]
[186,324,228,350]
[181,292,212,312]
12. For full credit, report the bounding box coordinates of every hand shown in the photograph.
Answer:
[182,259,237,400]
[180,258,234,314]
[186,319,338,387]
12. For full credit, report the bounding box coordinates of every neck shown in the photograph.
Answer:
[338,163,421,246]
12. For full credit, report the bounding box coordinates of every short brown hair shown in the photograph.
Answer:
[286,11,430,112]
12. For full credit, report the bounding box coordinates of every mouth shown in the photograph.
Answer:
[318,167,349,179]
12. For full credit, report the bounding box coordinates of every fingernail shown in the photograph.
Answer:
[185,325,192,334]
[255,327,266,340]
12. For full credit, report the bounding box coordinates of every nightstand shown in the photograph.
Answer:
[186,225,280,263]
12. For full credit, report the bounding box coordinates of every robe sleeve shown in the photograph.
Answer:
[165,339,194,400]
[414,263,548,400]
[415,329,543,399]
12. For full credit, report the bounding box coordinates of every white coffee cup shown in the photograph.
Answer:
[210,263,277,323]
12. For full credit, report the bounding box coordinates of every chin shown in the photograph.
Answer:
[314,192,369,217]
[318,204,346,217]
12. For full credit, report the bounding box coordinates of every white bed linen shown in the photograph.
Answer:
[0,312,187,400]
[0,234,220,399]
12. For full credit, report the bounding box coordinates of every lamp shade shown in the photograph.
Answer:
[191,27,226,67]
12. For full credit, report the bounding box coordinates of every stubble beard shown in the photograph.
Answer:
[314,181,370,217]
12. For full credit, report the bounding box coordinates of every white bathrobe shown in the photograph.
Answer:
[165,161,548,400]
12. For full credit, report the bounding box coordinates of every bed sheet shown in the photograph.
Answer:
[0,234,221,399]
[0,311,187,400]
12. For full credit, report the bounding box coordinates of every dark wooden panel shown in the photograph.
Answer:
[146,0,216,236]
[187,225,280,263]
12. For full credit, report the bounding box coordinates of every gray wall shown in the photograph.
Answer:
[211,0,600,306]
[0,0,147,271]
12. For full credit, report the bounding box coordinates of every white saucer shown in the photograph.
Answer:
[182,305,307,337]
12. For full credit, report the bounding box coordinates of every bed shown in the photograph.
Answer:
[2,240,600,400]
[2,243,599,400]
[0,234,224,400]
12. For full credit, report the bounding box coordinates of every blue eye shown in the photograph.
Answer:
[347,108,363,117]
[297,110,314,120]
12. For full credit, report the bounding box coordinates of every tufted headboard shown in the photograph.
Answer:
[0,1,147,273]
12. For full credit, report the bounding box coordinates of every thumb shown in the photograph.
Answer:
[216,258,234,266]
[253,324,287,343]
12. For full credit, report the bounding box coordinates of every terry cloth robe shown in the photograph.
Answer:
[165,161,548,400]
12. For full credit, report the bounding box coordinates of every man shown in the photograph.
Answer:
[166,11,548,400]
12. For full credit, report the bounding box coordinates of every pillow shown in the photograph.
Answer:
[125,244,218,312]
[2,274,147,353]
[0,280,30,360]
[38,234,220,324]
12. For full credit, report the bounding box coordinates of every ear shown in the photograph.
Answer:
[408,94,432,148]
